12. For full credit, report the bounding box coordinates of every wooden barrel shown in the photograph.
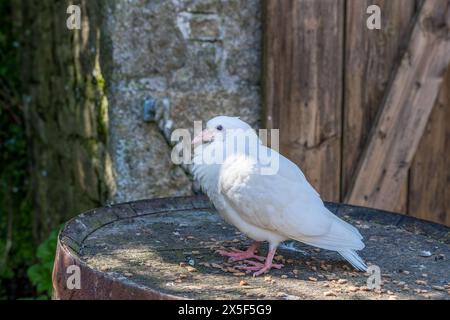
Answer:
[52,196,450,300]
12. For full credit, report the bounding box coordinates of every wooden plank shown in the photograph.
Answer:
[342,0,418,213]
[409,68,450,226]
[346,0,450,211]
[264,0,344,201]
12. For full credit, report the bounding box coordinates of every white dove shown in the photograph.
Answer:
[192,116,367,276]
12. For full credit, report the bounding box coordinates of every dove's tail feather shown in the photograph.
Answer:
[338,249,368,272]
[294,213,368,271]
[297,215,365,251]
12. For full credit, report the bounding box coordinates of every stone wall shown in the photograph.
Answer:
[106,0,262,202]
[21,0,262,237]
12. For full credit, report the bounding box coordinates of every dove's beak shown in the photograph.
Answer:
[192,129,215,145]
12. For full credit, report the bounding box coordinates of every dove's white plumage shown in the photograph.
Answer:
[193,116,367,274]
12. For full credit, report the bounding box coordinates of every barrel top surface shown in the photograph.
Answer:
[57,196,450,300]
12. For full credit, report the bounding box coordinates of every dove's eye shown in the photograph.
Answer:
[216,125,223,131]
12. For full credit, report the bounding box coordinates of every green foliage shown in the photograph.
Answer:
[27,229,60,299]
[0,0,35,299]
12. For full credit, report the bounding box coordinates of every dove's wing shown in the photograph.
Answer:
[219,147,364,252]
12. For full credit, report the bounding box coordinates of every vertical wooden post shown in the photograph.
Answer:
[346,0,450,211]
[264,0,344,201]
[342,0,418,213]
[409,69,450,226]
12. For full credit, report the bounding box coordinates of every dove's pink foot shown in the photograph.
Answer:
[216,241,265,262]
[236,248,283,277]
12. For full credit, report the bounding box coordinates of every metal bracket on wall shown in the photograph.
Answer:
[143,96,173,140]
[143,96,195,183]
[143,97,157,123]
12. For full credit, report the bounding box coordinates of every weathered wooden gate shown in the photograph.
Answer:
[264,0,450,225]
